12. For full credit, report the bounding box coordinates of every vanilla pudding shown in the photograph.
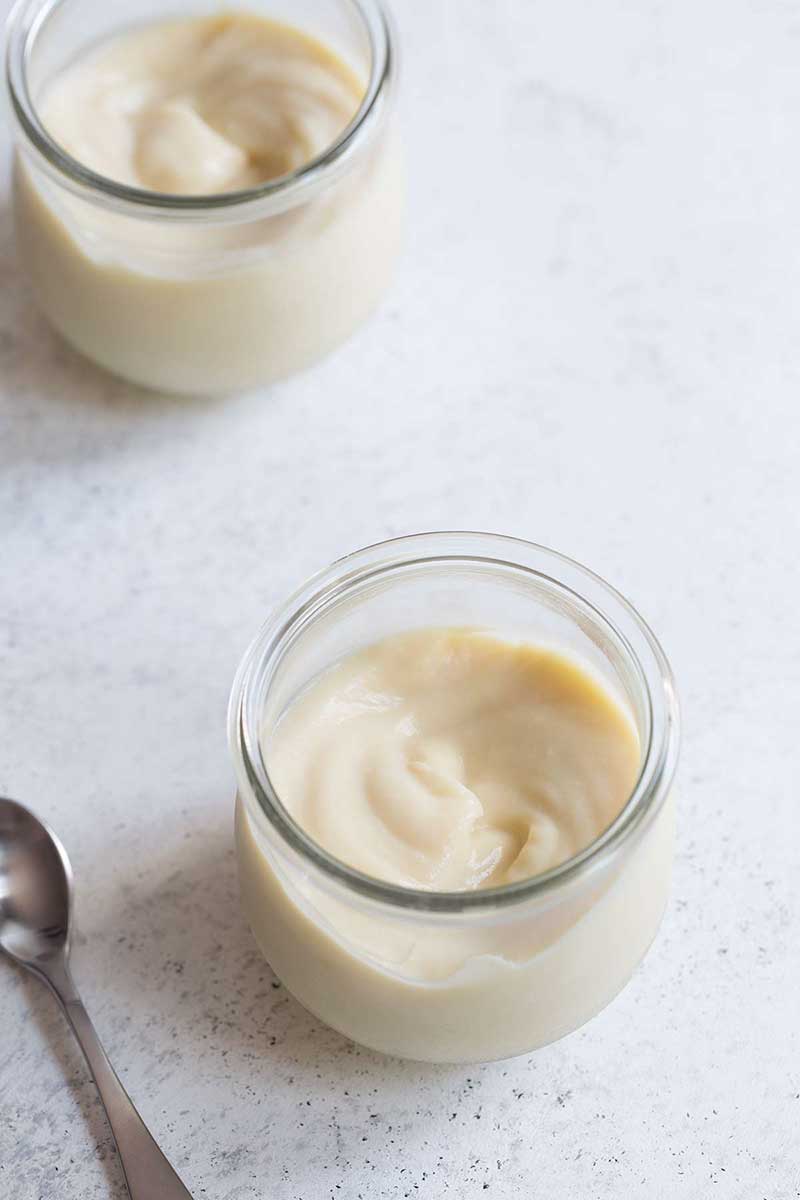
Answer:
[40,15,363,195]
[270,629,641,891]
[229,535,680,1063]
[7,2,401,393]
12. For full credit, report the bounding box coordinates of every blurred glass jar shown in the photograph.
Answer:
[229,533,680,1063]
[5,0,402,394]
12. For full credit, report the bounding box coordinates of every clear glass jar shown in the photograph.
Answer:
[5,0,402,394]
[228,533,680,1063]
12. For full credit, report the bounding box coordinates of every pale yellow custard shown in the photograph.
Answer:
[236,623,673,1061]
[269,628,641,890]
[39,14,362,195]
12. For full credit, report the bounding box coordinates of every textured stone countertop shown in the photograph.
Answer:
[1,1,798,1196]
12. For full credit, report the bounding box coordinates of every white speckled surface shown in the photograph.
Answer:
[1,0,799,1196]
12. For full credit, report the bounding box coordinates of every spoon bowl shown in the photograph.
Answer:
[0,798,72,968]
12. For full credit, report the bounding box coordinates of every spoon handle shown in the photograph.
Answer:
[43,958,194,1200]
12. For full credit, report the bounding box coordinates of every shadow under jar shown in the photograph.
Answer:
[229,533,680,1064]
[6,0,402,394]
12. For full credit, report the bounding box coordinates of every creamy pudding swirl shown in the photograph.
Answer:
[40,13,362,195]
[268,628,641,890]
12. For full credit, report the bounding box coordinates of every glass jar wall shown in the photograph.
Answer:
[6,0,402,393]
[229,533,680,1063]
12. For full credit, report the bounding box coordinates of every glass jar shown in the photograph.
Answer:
[5,0,402,394]
[228,533,680,1063]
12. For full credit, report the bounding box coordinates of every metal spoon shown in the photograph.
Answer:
[0,797,194,1199]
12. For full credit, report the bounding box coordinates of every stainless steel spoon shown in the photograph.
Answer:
[0,797,194,1199]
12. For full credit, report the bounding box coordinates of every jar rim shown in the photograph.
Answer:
[5,0,394,221]
[229,533,680,915]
